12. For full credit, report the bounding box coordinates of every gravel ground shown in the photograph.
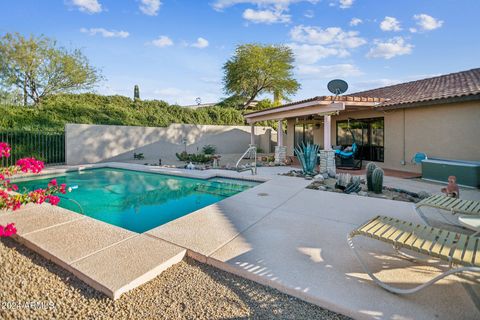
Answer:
[0,238,349,320]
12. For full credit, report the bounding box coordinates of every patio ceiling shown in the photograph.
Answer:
[244,95,385,123]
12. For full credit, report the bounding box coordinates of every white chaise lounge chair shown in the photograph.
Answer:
[348,215,480,294]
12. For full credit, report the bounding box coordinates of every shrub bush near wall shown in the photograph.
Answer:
[0,93,247,131]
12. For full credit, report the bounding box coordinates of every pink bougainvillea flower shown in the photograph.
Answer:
[46,195,60,206]
[0,223,17,237]
[0,142,11,158]
[1,142,67,233]
[48,179,58,187]
[3,223,17,237]
[16,158,45,174]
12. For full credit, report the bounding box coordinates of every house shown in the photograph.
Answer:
[244,68,480,173]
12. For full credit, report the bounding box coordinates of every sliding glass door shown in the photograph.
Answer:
[294,123,314,148]
[336,117,384,162]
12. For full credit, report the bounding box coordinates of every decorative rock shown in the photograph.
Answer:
[313,174,324,183]
[305,176,313,180]
[322,173,329,179]
[358,191,368,197]
[327,168,336,178]
[417,191,430,199]
[336,173,352,188]
[318,186,327,191]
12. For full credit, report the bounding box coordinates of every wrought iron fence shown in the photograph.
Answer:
[0,130,65,166]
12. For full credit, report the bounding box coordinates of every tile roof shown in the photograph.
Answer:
[350,68,480,108]
[275,95,386,108]
[248,68,480,117]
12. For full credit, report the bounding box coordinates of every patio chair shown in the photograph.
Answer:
[415,194,480,225]
[347,215,480,294]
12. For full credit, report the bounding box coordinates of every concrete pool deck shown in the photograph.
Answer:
[2,163,479,319]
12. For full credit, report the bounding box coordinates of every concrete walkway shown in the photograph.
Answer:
[4,163,480,319]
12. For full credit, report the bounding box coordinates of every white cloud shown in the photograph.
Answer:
[380,16,402,31]
[349,18,362,26]
[139,0,161,16]
[243,8,290,24]
[151,35,173,47]
[339,0,353,9]
[290,25,366,48]
[191,37,209,48]
[213,1,318,25]
[80,28,129,38]
[212,0,318,11]
[297,63,362,77]
[413,14,443,31]
[71,0,102,13]
[304,10,314,18]
[288,43,348,64]
[367,37,413,59]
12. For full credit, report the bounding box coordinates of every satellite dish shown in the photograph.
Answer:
[327,79,348,95]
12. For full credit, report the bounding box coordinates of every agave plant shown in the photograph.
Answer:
[294,142,320,175]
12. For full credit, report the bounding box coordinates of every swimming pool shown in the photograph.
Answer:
[15,168,260,233]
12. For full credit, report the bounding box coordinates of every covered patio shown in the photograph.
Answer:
[244,96,386,172]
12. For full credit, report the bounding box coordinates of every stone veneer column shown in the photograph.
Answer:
[319,150,336,175]
[275,146,287,164]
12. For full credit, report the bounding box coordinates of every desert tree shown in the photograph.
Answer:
[0,33,101,106]
[223,44,300,109]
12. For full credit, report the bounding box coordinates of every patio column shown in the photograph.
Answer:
[277,120,283,147]
[250,123,255,146]
[275,119,286,164]
[319,113,336,176]
[323,114,332,151]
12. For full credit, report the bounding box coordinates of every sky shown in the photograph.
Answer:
[1,0,479,105]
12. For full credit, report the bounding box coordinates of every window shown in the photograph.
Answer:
[294,123,314,148]
[336,117,384,162]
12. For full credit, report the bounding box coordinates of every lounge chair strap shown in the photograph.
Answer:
[417,195,480,215]
[351,215,480,267]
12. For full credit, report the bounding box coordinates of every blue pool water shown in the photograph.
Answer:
[15,168,259,233]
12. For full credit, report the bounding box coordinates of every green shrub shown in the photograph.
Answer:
[175,151,212,164]
[202,144,216,155]
[0,93,246,130]
[189,153,212,164]
[175,151,189,162]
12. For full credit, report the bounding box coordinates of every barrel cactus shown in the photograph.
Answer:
[372,167,384,194]
[366,162,377,191]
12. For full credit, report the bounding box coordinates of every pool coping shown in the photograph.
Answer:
[11,162,270,184]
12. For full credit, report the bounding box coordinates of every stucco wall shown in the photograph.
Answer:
[286,100,480,172]
[65,123,276,165]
